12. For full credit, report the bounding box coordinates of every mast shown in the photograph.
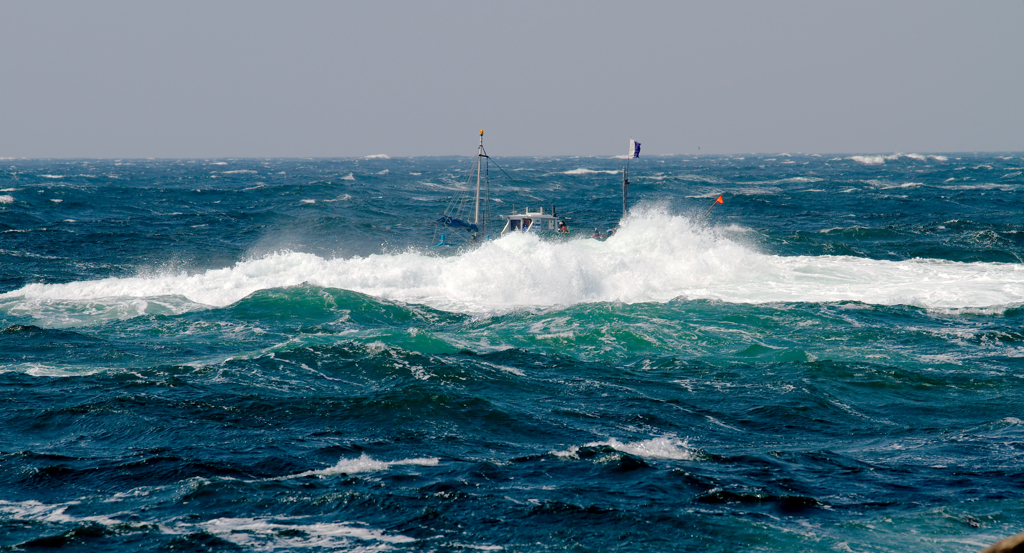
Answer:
[622,138,640,219]
[474,130,483,225]
[622,139,630,218]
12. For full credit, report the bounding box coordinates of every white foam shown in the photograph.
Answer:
[300,199,316,204]
[50,199,63,203]
[196,517,415,549]
[3,206,1023,324]
[848,153,945,165]
[777,176,823,184]
[39,174,65,179]
[561,168,619,175]
[551,437,696,461]
[341,173,356,181]
[221,169,257,174]
[0,499,415,550]
[364,154,390,159]
[0,362,106,377]
[0,499,122,526]
[376,169,390,175]
[849,155,886,165]
[0,195,13,204]
[291,454,439,478]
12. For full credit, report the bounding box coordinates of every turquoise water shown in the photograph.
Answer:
[1,153,1023,551]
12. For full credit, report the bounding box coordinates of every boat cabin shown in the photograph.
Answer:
[499,206,563,235]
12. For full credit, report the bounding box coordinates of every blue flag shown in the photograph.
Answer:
[630,139,641,158]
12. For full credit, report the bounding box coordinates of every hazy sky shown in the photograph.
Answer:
[1,1,1021,158]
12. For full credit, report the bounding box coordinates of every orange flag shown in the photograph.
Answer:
[699,194,724,222]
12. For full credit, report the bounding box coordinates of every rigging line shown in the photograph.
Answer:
[441,162,478,218]
[484,158,491,236]
[485,156,521,188]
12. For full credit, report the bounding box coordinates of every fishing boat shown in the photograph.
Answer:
[435,130,570,244]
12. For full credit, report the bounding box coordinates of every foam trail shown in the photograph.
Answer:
[289,454,439,478]
[561,168,619,175]
[551,437,696,460]
[3,206,1023,324]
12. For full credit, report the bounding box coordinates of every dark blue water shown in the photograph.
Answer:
[1,152,1023,551]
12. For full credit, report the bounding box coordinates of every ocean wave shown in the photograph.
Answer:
[677,174,727,184]
[289,454,439,477]
[0,500,415,549]
[848,154,947,165]
[560,168,619,175]
[849,155,886,165]
[0,195,13,204]
[365,154,390,159]
[0,361,106,377]
[193,517,416,548]
[3,206,1023,324]
[551,437,696,461]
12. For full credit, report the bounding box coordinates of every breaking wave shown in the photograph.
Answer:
[3,205,1023,326]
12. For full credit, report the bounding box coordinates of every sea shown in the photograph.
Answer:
[1,152,1022,552]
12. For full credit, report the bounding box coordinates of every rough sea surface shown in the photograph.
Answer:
[1,152,1023,551]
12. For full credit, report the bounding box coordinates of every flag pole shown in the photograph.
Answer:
[623,149,629,218]
[697,194,724,223]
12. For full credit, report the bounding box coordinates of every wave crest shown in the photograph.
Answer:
[3,205,1023,325]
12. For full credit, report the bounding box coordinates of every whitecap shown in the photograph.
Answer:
[551,437,696,461]
[290,454,439,478]
[560,168,619,175]
[194,517,416,548]
[4,205,1024,324]
[365,154,390,159]
[0,500,416,549]
[0,195,13,204]
[849,155,886,165]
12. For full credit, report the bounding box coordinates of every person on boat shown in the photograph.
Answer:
[592,228,601,239]
[558,221,569,233]
[523,218,532,232]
